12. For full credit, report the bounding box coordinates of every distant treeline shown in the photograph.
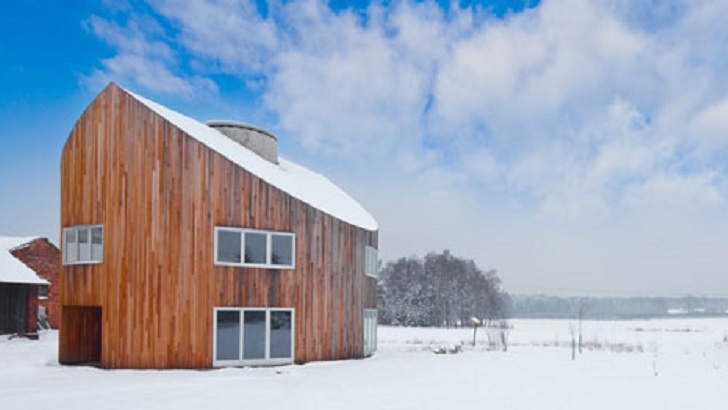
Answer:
[510,294,728,319]
[377,250,509,327]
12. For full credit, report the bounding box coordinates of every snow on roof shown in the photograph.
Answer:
[126,89,378,231]
[0,237,48,285]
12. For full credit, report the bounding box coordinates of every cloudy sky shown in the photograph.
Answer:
[2,0,728,296]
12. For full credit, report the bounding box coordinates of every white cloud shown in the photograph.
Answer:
[462,147,499,183]
[621,171,724,211]
[150,0,278,73]
[83,14,217,98]
[85,0,728,295]
[690,96,728,156]
[263,1,448,156]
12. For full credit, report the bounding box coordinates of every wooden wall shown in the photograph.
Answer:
[60,83,378,368]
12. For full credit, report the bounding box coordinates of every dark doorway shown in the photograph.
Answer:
[0,283,30,334]
[59,306,102,365]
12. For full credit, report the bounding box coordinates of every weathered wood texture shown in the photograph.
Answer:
[60,83,378,368]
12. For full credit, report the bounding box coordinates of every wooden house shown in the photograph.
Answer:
[1,237,59,336]
[59,83,379,368]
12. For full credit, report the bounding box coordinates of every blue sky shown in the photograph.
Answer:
[2,0,728,296]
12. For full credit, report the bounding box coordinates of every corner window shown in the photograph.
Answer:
[364,309,377,356]
[213,307,295,366]
[215,227,295,269]
[63,225,103,265]
[365,246,378,277]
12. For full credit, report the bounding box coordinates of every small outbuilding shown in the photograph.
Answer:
[59,83,379,368]
[1,237,59,336]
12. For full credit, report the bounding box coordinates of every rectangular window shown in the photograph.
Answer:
[213,307,295,366]
[63,225,103,265]
[215,310,241,361]
[363,309,378,356]
[216,229,242,264]
[38,285,49,299]
[214,227,295,269]
[91,227,103,261]
[269,310,293,359]
[365,246,378,278]
[78,228,90,261]
[243,310,267,360]
[244,232,267,265]
[271,234,294,267]
[65,229,78,264]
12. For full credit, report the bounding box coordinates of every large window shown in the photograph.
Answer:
[213,308,295,366]
[365,246,378,278]
[63,225,103,265]
[363,309,377,356]
[215,227,295,269]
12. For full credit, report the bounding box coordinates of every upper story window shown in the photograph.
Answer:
[63,225,103,265]
[215,227,295,269]
[365,246,378,278]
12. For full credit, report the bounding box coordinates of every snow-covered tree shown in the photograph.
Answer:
[378,250,509,326]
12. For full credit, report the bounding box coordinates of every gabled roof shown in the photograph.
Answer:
[0,237,49,285]
[125,87,378,231]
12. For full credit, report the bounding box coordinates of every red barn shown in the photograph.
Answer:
[59,83,379,368]
[1,237,60,336]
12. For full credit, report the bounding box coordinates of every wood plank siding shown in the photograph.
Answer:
[60,83,378,368]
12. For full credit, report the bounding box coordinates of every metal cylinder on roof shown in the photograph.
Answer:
[206,120,278,164]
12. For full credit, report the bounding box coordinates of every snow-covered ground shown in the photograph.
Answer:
[2,318,727,409]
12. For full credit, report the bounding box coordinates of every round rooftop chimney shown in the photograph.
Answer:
[206,120,278,164]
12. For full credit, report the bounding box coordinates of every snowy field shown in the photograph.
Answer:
[2,318,727,409]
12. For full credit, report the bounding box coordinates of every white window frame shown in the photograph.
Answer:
[365,246,378,278]
[213,307,295,367]
[214,227,295,269]
[363,309,378,356]
[63,224,103,265]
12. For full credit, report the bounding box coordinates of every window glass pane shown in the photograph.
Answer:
[368,248,373,274]
[217,230,241,264]
[38,285,49,298]
[65,229,77,263]
[270,311,292,359]
[372,249,378,275]
[91,227,103,244]
[365,249,370,274]
[365,247,377,276]
[78,228,90,261]
[363,310,377,356]
[216,310,240,361]
[244,232,267,264]
[91,227,103,261]
[243,310,266,360]
[271,234,293,266]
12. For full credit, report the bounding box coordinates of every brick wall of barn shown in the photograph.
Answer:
[11,238,60,329]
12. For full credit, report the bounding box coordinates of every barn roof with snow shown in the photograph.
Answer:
[0,236,48,285]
